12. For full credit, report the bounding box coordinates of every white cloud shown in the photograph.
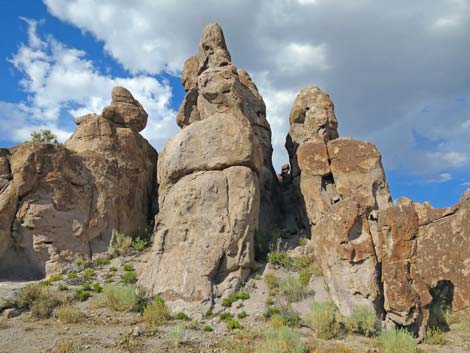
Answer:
[428,152,469,168]
[276,43,329,74]
[462,181,470,186]
[3,19,177,150]
[426,172,453,183]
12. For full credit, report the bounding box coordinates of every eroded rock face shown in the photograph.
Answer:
[0,87,157,279]
[376,193,470,337]
[139,23,279,309]
[286,87,392,316]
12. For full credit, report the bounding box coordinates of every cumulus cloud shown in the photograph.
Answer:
[2,18,177,149]
[41,0,469,175]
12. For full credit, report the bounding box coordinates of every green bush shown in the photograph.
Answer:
[75,289,91,302]
[58,284,68,291]
[298,237,308,247]
[226,318,242,330]
[267,251,292,269]
[255,326,305,353]
[205,309,213,318]
[176,312,190,321]
[67,272,77,279]
[81,282,91,291]
[109,266,117,272]
[121,271,137,284]
[264,273,280,291]
[17,284,64,320]
[93,257,110,267]
[142,295,170,328]
[264,305,300,328]
[237,311,248,319]
[220,312,233,321]
[49,274,63,282]
[308,302,341,339]
[83,269,96,281]
[379,328,417,353]
[132,237,148,252]
[298,268,312,287]
[345,305,377,337]
[54,304,84,323]
[203,325,214,332]
[92,282,103,293]
[222,291,250,307]
[102,285,140,312]
[122,263,134,272]
[108,230,132,257]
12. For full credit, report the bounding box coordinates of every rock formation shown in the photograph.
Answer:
[139,23,280,309]
[285,87,392,317]
[0,87,157,279]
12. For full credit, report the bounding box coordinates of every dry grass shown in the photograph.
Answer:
[54,304,84,324]
[142,296,170,329]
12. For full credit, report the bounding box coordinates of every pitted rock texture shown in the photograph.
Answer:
[286,87,392,316]
[0,87,157,279]
[139,23,279,308]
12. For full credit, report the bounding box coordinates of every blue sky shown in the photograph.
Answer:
[1,0,469,208]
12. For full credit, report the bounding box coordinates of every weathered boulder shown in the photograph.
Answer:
[0,87,157,279]
[375,192,470,337]
[140,23,279,309]
[286,87,392,317]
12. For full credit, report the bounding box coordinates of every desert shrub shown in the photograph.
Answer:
[108,229,132,257]
[220,312,233,320]
[30,129,57,143]
[121,271,137,284]
[379,328,417,353]
[176,312,190,321]
[170,323,185,348]
[81,282,91,291]
[267,251,292,269]
[423,328,446,345]
[82,269,95,281]
[306,338,354,353]
[49,274,63,282]
[205,309,213,317]
[308,302,341,339]
[226,318,242,330]
[122,263,134,271]
[269,314,288,329]
[298,237,308,247]
[102,284,140,312]
[93,257,110,267]
[142,295,170,328]
[109,266,117,272]
[92,282,102,293]
[237,311,248,319]
[265,272,280,292]
[132,237,148,252]
[255,326,305,353]
[55,340,84,353]
[222,291,250,307]
[266,296,274,305]
[345,305,378,337]
[264,305,300,328]
[203,325,214,332]
[66,272,77,279]
[16,283,64,319]
[54,304,84,323]
[58,284,68,291]
[279,276,305,302]
[75,289,91,302]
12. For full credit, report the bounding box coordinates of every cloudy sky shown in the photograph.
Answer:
[1,0,469,207]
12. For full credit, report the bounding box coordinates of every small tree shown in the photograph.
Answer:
[31,129,58,143]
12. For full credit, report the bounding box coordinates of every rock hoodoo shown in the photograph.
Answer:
[139,23,281,309]
[0,87,157,279]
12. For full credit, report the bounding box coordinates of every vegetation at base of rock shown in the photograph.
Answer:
[75,289,91,302]
[16,283,64,319]
[108,230,133,257]
[82,269,95,281]
[345,305,378,337]
[120,271,137,284]
[264,272,280,292]
[54,304,84,323]
[308,301,341,339]
[142,295,170,329]
[254,226,281,260]
[423,328,446,345]
[30,129,58,143]
[132,236,148,251]
[93,257,110,267]
[122,263,134,271]
[264,305,300,328]
[254,326,305,353]
[297,237,308,247]
[101,284,141,312]
[203,325,214,332]
[48,274,63,282]
[222,291,250,307]
[267,251,292,269]
[379,328,417,353]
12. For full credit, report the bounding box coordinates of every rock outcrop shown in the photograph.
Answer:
[0,87,157,279]
[285,87,392,316]
[139,23,280,309]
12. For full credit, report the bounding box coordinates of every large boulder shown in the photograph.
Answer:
[0,87,157,279]
[139,23,279,309]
